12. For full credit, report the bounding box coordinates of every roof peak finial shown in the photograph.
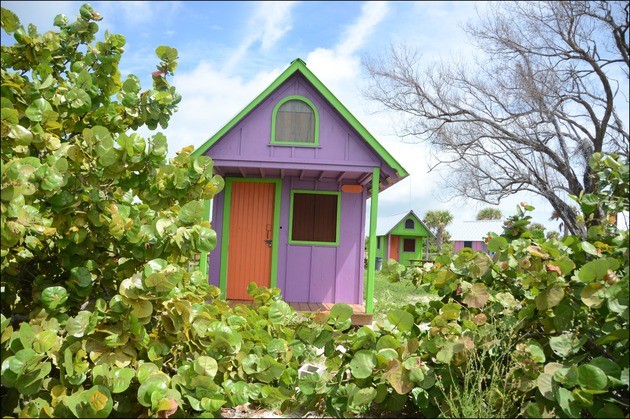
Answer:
[291,58,307,66]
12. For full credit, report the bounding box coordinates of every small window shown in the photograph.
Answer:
[463,241,473,248]
[272,96,319,145]
[404,219,415,229]
[290,191,339,245]
[376,236,381,249]
[403,238,416,252]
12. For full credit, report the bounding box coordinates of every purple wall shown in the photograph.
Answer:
[453,240,489,253]
[207,73,396,179]
[208,178,367,304]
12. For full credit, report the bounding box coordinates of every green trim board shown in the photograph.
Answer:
[219,177,282,298]
[288,189,341,246]
[366,167,380,314]
[270,95,320,146]
[191,58,408,181]
[199,198,212,278]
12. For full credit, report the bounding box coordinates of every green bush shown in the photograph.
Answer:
[303,153,627,418]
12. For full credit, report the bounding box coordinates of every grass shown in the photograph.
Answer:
[368,269,421,323]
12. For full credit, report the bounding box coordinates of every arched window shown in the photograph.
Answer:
[405,219,415,229]
[271,96,319,145]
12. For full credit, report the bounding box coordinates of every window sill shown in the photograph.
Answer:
[288,241,339,247]
[268,143,321,148]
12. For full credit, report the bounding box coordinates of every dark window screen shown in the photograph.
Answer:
[291,193,337,242]
[403,238,415,252]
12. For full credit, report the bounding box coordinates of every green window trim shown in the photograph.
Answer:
[288,189,341,246]
[270,95,320,146]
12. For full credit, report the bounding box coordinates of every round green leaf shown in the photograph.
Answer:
[268,300,294,325]
[1,8,20,33]
[194,226,217,252]
[549,334,586,358]
[577,364,607,390]
[581,283,605,308]
[25,98,52,122]
[403,356,425,383]
[111,367,135,393]
[178,200,205,225]
[40,286,68,309]
[487,236,508,253]
[66,311,92,338]
[536,284,565,311]
[70,267,92,288]
[144,272,173,293]
[580,193,599,215]
[66,88,91,114]
[578,259,609,282]
[329,303,353,322]
[156,46,178,61]
[131,300,153,318]
[350,350,377,379]
[266,339,287,358]
[137,374,169,407]
[350,387,377,406]
[527,340,546,363]
[137,363,159,384]
[376,335,401,351]
[554,386,580,417]
[84,385,113,418]
[34,330,59,353]
[194,356,218,378]
[387,309,414,332]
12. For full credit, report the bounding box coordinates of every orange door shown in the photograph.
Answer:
[226,181,275,300]
[390,235,400,262]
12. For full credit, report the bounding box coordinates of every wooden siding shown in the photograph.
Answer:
[206,74,392,179]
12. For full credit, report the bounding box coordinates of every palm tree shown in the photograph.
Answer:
[423,210,454,252]
[476,207,503,220]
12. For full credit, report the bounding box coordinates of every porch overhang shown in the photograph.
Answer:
[211,160,403,194]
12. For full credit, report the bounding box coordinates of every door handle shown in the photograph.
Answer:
[265,239,272,248]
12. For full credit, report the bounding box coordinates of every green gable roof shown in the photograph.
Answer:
[376,210,435,238]
[192,58,408,180]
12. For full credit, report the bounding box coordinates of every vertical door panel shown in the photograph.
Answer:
[227,182,274,300]
[390,235,399,262]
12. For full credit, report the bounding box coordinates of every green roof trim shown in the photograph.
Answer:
[191,58,409,179]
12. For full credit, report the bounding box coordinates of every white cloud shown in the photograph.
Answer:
[222,1,297,72]
[162,61,282,154]
[2,1,79,33]
[337,1,389,56]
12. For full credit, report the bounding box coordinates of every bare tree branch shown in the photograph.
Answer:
[363,1,629,237]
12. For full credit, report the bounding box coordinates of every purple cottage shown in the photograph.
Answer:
[192,59,408,319]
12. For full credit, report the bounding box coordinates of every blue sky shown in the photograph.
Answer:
[3,1,568,232]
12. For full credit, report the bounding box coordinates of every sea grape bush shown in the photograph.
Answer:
[357,153,628,417]
[279,156,627,419]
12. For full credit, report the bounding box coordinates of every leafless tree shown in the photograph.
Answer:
[364,1,629,237]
